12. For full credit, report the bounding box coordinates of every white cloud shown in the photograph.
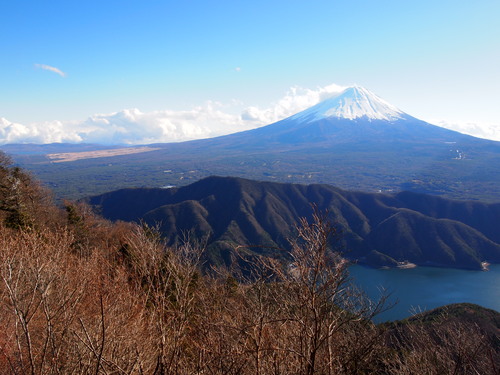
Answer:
[0,102,255,145]
[34,63,67,77]
[240,83,346,124]
[430,120,500,141]
[74,104,253,145]
[0,117,81,144]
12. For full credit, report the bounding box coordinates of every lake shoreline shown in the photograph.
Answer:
[349,263,500,322]
[351,259,495,272]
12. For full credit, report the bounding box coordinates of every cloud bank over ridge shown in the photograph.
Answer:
[1,84,499,145]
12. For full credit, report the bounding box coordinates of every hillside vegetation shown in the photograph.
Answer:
[0,153,498,374]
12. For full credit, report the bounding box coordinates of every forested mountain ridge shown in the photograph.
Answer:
[86,176,500,270]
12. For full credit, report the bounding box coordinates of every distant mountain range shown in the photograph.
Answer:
[86,176,500,270]
[6,86,500,201]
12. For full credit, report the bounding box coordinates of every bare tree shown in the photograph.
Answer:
[385,309,500,375]
[125,225,206,374]
[256,209,388,374]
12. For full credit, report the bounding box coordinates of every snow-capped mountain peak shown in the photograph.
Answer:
[290,86,406,122]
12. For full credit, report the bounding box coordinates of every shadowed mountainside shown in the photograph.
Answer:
[86,176,500,270]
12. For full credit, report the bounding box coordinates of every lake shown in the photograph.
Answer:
[349,263,500,322]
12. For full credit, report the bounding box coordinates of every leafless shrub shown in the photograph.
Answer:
[386,311,499,375]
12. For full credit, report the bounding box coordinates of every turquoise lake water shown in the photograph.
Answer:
[349,264,500,322]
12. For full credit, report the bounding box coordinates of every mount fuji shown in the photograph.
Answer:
[9,86,500,201]
[211,86,467,147]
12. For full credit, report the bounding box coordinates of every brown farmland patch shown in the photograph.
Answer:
[47,146,161,162]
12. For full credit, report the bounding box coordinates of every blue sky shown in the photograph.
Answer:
[1,0,499,144]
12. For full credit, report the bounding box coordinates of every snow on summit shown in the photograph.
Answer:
[290,86,406,122]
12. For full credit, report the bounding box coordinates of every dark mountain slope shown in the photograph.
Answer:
[88,188,177,221]
[86,176,500,270]
[394,191,500,243]
[367,210,499,268]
